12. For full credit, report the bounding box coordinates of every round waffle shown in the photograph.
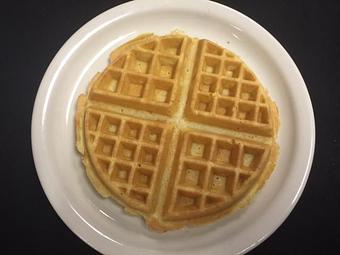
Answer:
[76,33,279,232]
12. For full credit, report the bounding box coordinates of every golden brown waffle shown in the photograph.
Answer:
[186,40,276,136]
[164,131,271,220]
[76,33,279,232]
[89,34,190,116]
[82,108,173,213]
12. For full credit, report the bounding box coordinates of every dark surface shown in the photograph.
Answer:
[2,0,339,254]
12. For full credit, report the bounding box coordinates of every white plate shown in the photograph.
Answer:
[31,0,315,254]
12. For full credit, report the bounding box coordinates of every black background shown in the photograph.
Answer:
[2,0,340,254]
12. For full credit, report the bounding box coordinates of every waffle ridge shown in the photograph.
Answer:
[76,33,279,232]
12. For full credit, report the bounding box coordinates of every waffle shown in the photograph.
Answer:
[186,40,277,136]
[88,34,190,116]
[76,33,279,232]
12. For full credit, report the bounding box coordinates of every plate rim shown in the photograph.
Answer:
[31,0,315,254]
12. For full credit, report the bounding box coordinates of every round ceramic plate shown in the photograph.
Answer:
[31,0,315,254]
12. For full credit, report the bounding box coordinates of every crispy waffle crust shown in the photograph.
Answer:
[76,33,279,232]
